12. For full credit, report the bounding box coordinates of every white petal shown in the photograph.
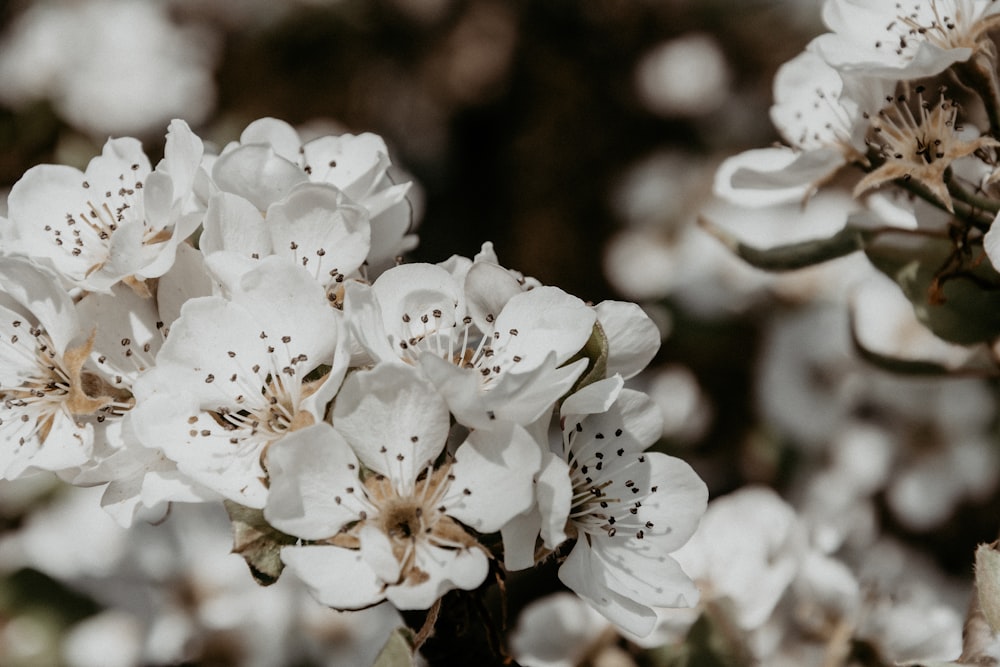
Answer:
[200,191,270,257]
[371,263,465,336]
[225,255,342,365]
[264,423,366,539]
[142,169,174,232]
[464,261,523,332]
[6,164,104,286]
[557,539,659,637]
[492,287,596,367]
[0,257,80,353]
[566,535,699,625]
[713,146,844,207]
[342,280,397,364]
[565,387,664,461]
[537,452,573,549]
[359,523,404,585]
[445,423,542,533]
[561,375,623,417]
[264,182,371,283]
[155,242,213,329]
[158,118,204,201]
[238,117,302,163]
[510,592,611,667]
[385,543,489,610]
[212,144,308,210]
[332,364,449,483]
[301,132,388,197]
[75,284,161,386]
[2,411,92,478]
[488,356,589,425]
[281,544,385,610]
[595,301,660,379]
[133,394,269,507]
[501,507,542,571]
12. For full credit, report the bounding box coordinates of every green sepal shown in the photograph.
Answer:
[223,500,298,586]
[566,320,609,395]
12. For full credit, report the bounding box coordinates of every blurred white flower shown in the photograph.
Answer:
[634,34,731,117]
[644,364,712,444]
[62,611,143,667]
[0,485,128,579]
[0,0,218,138]
[671,486,806,632]
[509,593,616,667]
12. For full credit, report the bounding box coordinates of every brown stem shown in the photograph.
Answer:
[412,598,441,652]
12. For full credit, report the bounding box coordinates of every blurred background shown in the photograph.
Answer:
[1,0,998,665]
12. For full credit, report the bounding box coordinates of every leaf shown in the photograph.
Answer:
[372,627,416,667]
[223,499,298,586]
[864,230,1000,344]
[698,216,870,271]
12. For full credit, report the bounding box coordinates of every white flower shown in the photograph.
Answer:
[810,0,1000,79]
[714,50,890,207]
[0,259,138,478]
[199,184,371,299]
[265,364,540,610]
[346,261,596,429]
[129,257,345,508]
[62,277,211,526]
[209,118,415,272]
[2,120,204,294]
[503,376,707,636]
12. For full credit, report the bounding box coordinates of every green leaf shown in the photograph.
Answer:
[698,216,870,271]
[223,500,298,586]
[864,231,1000,345]
[372,628,416,667]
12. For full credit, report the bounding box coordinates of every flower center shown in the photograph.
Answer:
[878,2,973,56]
[868,90,960,165]
[393,309,519,388]
[52,170,146,274]
[1,325,130,447]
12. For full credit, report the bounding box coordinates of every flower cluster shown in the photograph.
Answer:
[701,1,1000,664]
[0,117,707,641]
[711,1,1000,352]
